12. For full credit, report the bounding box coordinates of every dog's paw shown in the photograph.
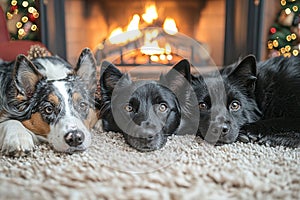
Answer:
[238,124,263,143]
[237,132,250,143]
[0,120,36,157]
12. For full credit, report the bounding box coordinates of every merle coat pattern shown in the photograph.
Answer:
[0,48,97,156]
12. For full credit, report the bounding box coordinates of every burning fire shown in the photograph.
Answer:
[108,3,178,62]
[109,14,142,44]
[163,17,178,35]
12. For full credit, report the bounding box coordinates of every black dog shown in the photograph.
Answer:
[192,55,300,147]
[238,55,300,147]
[99,60,198,151]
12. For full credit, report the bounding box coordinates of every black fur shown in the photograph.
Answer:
[192,55,300,147]
[99,60,198,151]
[238,56,300,147]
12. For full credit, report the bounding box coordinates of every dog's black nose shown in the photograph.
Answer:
[64,130,85,147]
[221,124,229,135]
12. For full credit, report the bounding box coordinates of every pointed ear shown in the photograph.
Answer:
[13,55,43,99]
[75,48,97,92]
[229,55,257,90]
[160,59,191,92]
[100,61,131,96]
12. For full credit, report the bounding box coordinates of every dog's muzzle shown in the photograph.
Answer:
[48,116,92,153]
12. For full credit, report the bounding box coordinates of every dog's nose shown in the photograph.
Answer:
[221,124,229,135]
[64,130,85,147]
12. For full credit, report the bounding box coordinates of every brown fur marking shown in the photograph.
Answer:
[48,93,60,106]
[22,112,50,136]
[84,108,98,129]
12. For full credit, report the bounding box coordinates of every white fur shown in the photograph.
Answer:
[36,59,72,81]
[0,120,39,156]
[46,81,91,152]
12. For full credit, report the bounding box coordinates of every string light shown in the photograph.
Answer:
[31,24,37,31]
[273,40,279,47]
[292,5,298,12]
[268,0,300,57]
[16,22,22,28]
[268,41,273,49]
[11,0,17,6]
[285,8,292,15]
[293,49,299,56]
[22,1,29,7]
[22,16,28,23]
[6,0,40,40]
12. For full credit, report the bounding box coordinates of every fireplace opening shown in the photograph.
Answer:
[65,0,225,69]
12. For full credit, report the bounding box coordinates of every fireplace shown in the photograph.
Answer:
[64,0,226,68]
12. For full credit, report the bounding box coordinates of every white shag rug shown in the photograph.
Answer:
[0,122,299,200]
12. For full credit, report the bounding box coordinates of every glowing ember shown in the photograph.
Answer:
[141,40,165,55]
[163,17,178,35]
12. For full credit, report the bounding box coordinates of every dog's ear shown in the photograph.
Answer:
[100,61,131,95]
[229,55,257,90]
[14,55,43,99]
[160,59,191,92]
[75,48,97,92]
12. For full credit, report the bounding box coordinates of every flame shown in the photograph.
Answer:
[142,4,158,24]
[126,14,142,41]
[109,14,142,44]
[163,17,178,35]
[127,14,140,32]
[107,3,176,62]
[109,27,125,44]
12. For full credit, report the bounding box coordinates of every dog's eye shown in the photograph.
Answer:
[158,103,168,112]
[44,105,54,114]
[199,102,208,110]
[230,100,241,111]
[79,102,88,110]
[124,104,133,112]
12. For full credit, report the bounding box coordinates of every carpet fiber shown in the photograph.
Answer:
[0,121,299,200]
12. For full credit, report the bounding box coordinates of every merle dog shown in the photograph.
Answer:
[191,55,300,147]
[99,59,198,151]
[0,48,97,156]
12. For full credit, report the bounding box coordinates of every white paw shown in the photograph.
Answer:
[94,119,103,132]
[0,120,37,156]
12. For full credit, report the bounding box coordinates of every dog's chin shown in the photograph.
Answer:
[197,128,239,146]
[51,143,89,154]
[65,145,87,154]
[123,133,168,152]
